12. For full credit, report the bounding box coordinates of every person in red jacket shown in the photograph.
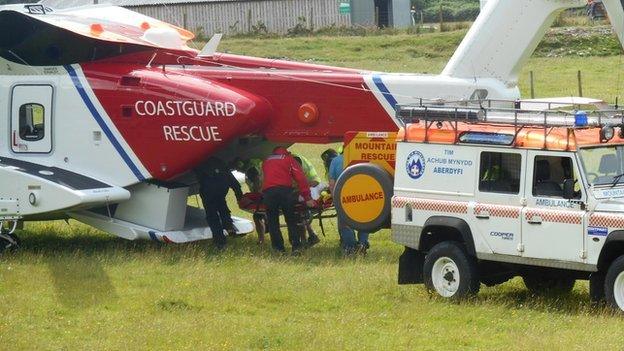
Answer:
[262,146,315,253]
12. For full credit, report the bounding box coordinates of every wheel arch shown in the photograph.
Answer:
[419,216,476,256]
[598,230,624,271]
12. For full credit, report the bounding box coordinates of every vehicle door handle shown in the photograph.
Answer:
[475,210,490,219]
[527,215,542,224]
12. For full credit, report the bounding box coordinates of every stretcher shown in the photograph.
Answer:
[238,192,337,236]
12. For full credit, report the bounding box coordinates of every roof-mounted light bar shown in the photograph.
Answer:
[396,106,480,124]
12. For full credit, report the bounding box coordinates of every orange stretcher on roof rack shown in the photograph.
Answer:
[394,99,624,151]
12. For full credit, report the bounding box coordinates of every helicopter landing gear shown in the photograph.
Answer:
[0,220,20,253]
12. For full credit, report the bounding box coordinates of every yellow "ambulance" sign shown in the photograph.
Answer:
[339,173,386,223]
[343,131,398,175]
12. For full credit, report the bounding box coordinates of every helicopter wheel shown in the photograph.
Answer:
[0,226,20,253]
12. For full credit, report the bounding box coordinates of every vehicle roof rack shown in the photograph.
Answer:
[395,99,624,148]
[396,99,624,128]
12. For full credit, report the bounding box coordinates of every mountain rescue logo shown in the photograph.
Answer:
[406,150,425,179]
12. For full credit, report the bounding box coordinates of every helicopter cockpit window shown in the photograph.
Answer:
[19,103,45,141]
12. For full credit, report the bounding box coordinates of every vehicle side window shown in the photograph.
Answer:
[479,152,521,194]
[19,103,45,141]
[532,155,580,198]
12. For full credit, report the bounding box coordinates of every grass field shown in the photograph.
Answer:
[2,29,624,350]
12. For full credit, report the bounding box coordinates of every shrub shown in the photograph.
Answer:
[287,16,313,36]
[419,1,481,22]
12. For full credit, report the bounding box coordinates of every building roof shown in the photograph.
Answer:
[39,0,241,8]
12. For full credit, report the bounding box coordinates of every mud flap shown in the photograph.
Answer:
[398,247,425,284]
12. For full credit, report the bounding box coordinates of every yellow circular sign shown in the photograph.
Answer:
[340,174,385,224]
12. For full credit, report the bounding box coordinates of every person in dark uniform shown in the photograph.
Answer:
[196,157,243,249]
[262,146,315,253]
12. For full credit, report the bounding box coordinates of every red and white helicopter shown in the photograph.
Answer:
[0,0,621,247]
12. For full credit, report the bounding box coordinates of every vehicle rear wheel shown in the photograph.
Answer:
[423,241,480,299]
[522,274,576,294]
[605,255,624,312]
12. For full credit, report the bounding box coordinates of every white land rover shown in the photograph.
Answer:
[334,101,624,312]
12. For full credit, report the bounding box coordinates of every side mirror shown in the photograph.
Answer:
[563,179,575,199]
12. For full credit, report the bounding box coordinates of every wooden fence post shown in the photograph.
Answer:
[530,71,535,99]
[577,70,583,97]
[439,3,444,32]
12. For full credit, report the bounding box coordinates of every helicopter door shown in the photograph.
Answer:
[11,85,53,153]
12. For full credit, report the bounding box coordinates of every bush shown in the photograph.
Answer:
[250,21,269,36]
[287,16,313,37]
[315,24,369,37]
[418,0,481,22]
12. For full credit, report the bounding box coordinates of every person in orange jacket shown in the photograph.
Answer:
[262,146,315,253]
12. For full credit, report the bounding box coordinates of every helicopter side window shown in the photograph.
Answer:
[19,103,45,141]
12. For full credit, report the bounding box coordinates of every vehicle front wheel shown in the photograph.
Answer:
[605,255,624,312]
[423,241,480,299]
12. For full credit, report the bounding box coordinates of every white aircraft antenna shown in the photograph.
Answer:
[6,50,39,75]
[146,52,157,68]
[198,34,223,57]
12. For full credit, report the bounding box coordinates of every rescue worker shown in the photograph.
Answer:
[233,157,263,189]
[233,157,267,244]
[245,166,268,244]
[293,154,322,246]
[321,148,339,179]
[482,164,504,181]
[328,149,370,255]
[196,157,243,250]
[262,147,315,253]
[588,0,603,18]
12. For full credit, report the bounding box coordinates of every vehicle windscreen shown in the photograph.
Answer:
[579,145,624,186]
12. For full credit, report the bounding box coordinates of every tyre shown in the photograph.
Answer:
[522,274,576,294]
[604,255,624,312]
[423,241,480,299]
